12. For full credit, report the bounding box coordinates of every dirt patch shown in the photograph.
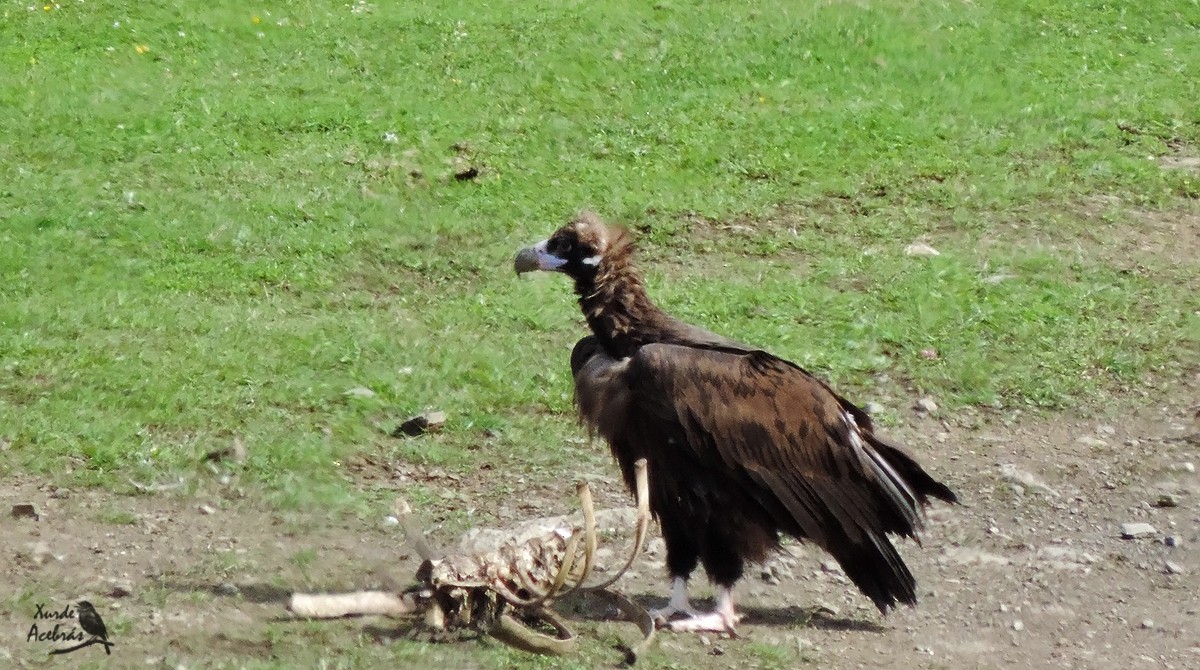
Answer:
[1072,195,1200,271]
[3,385,1198,668]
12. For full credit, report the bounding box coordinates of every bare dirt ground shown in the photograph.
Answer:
[3,378,1198,669]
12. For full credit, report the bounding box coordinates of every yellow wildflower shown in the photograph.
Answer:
[136,44,150,54]
[252,15,261,24]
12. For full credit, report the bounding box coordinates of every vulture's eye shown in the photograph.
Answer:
[549,239,573,256]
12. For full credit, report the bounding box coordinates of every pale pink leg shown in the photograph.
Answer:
[649,577,701,623]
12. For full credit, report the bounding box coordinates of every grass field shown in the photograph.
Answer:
[1,1,1198,666]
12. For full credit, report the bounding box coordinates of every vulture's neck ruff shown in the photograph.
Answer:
[574,232,667,359]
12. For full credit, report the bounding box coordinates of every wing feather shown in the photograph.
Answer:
[573,337,956,612]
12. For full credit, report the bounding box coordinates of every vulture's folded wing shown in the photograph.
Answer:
[632,343,952,537]
[573,339,957,612]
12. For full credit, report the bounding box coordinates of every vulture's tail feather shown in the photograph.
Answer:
[830,532,919,614]
[869,436,959,507]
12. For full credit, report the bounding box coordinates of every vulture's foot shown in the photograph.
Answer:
[659,585,740,636]
[664,610,740,636]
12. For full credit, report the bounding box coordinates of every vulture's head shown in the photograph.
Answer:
[514,211,626,283]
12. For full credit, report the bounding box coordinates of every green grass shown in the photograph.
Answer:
[2,0,1198,520]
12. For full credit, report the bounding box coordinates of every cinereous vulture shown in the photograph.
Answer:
[515,212,957,633]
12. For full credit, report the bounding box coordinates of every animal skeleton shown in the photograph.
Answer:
[289,458,655,662]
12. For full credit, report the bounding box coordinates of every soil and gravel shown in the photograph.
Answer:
[4,377,1197,669]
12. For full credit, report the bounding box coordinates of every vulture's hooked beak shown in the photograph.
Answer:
[514,240,567,275]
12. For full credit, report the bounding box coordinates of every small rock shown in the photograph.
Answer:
[203,437,248,464]
[1120,522,1157,539]
[1095,425,1116,436]
[1164,535,1180,547]
[863,401,884,415]
[1140,619,1154,629]
[393,411,447,437]
[1012,620,1025,632]
[22,542,53,566]
[10,504,38,521]
[1075,436,1108,448]
[905,242,940,257]
[1183,462,1196,474]
[920,348,939,360]
[198,504,217,515]
[107,579,134,598]
[999,464,1060,497]
[939,546,1011,566]
[820,559,841,574]
[646,538,666,556]
[344,386,376,398]
[816,602,840,616]
[453,166,480,181]
[382,515,400,527]
[915,397,938,413]
[1153,493,1180,508]
[215,582,240,597]
[1164,561,1185,575]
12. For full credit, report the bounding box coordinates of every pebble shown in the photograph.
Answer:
[915,397,938,414]
[863,401,884,416]
[904,242,941,257]
[1140,619,1154,629]
[646,538,666,556]
[344,386,376,398]
[1164,535,1180,547]
[1120,522,1157,539]
[23,541,54,566]
[198,504,217,515]
[1075,436,1108,448]
[999,464,1060,497]
[1012,620,1025,632]
[107,579,134,598]
[10,504,39,521]
[1164,561,1185,575]
[382,515,400,527]
[215,582,240,597]
[393,410,447,437]
[1153,493,1180,508]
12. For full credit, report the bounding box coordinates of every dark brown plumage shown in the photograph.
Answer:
[515,212,957,633]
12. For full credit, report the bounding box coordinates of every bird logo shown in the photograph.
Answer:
[75,601,112,655]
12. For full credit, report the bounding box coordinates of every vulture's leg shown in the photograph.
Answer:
[664,585,739,635]
[650,510,702,623]
[648,576,701,623]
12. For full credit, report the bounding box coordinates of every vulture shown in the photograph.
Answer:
[514,212,957,634]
